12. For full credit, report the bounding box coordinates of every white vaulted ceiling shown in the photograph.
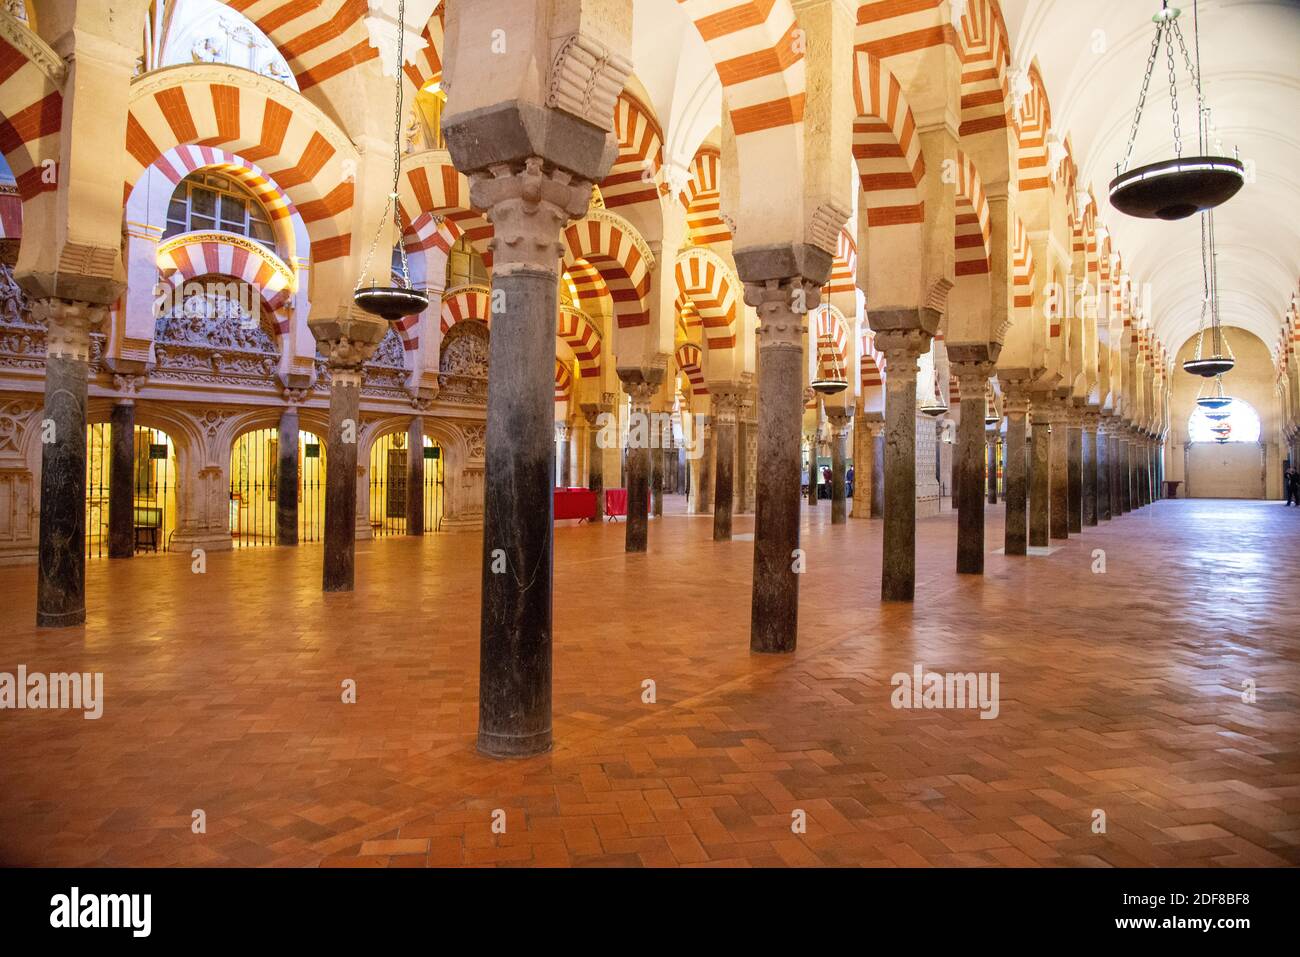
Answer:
[1002,0,1300,355]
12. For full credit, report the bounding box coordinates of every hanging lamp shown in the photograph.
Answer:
[1182,208,1235,376]
[920,382,948,417]
[1109,1,1244,220]
[1194,374,1233,410]
[353,0,430,322]
[810,326,848,396]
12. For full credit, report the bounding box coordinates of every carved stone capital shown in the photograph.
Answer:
[826,406,854,436]
[618,366,663,410]
[471,157,593,275]
[950,360,997,398]
[873,329,932,376]
[710,388,743,424]
[31,298,106,361]
[112,373,144,400]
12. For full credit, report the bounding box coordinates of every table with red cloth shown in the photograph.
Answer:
[603,488,649,520]
[553,487,596,521]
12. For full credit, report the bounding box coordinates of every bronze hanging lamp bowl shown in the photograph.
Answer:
[1204,409,1231,421]
[1182,355,1235,377]
[920,403,948,417]
[810,377,849,396]
[1109,156,1244,221]
[355,282,429,322]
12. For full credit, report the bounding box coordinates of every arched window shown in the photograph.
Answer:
[446,236,488,288]
[1187,399,1261,444]
[163,172,275,248]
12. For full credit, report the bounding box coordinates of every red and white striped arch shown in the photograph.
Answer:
[221,0,378,94]
[674,247,739,351]
[852,50,924,227]
[125,67,356,264]
[557,304,602,379]
[675,341,708,397]
[957,0,1013,138]
[600,91,665,211]
[1016,63,1052,192]
[401,1,445,91]
[0,28,62,207]
[1012,215,1035,312]
[813,304,851,383]
[676,0,805,137]
[562,213,652,329]
[398,150,493,263]
[679,145,730,246]
[439,283,490,334]
[156,234,295,335]
[555,359,574,404]
[860,328,885,390]
[953,150,991,276]
[824,228,858,297]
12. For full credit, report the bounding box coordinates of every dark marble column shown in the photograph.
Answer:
[277,406,300,545]
[621,377,658,553]
[1003,389,1030,555]
[1097,419,1112,521]
[651,434,664,518]
[744,274,822,653]
[1029,401,1051,548]
[986,430,999,505]
[871,425,885,518]
[875,327,932,601]
[806,407,820,508]
[406,415,425,536]
[1119,433,1132,513]
[712,390,739,540]
[1049,401,1070,540]
[458,158,596,758]
[1110,431,1123,515]
[1067,409,1083,533]
[323,368,363,592]
[1082,413,1098,527]
[696,414,714,514]
[951,359,994,574]
[35,300,104,628]
[108,401,136,559]
[581,403,606,522]
[827,407,851,525]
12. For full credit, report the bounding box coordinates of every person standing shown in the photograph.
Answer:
[1286,467,1300,507]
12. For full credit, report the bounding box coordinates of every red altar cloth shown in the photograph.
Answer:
[553,488,596,521]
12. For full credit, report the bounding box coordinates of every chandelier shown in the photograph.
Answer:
[1194,374,1233,410]
[810,326,848,396]
[1182,208,1234,376]
[1109,1,1244,220]
[353,0,430,322]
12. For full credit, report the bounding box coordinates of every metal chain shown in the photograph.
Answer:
[355,0,413,292]
[1165,24,1181,156]
[1119,22,1162,174]
[1170,18,1204,154]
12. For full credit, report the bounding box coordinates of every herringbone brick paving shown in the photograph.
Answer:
[0,497,1296,867]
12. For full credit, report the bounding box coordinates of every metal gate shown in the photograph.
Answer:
[84,424,177,558]
[229,428,325,547]
[368,431,444,536]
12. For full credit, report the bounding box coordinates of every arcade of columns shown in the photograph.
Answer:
[13,0,1270,761]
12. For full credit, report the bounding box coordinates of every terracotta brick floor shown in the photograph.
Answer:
[1,497,1298,867]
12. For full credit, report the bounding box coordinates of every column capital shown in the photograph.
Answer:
[619,367,663,409]
[471,157,594,275]
[949,360,996,397]
[859,411,885,436]
[874,328,933,373]
[710,388,744,423]
[32,298,107,361]
[826,405,854,436]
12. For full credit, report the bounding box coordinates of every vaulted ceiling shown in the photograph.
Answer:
[1003,0,1300,356]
